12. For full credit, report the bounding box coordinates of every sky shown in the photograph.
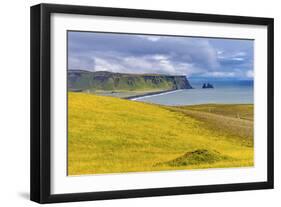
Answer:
[68,31,254,80]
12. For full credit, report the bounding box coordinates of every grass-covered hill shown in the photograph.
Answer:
[68,92,254,175]
[68,70,192,92]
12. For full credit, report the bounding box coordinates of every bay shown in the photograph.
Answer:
[133,80,253,106]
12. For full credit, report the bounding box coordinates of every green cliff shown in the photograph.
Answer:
[68,70,192,92]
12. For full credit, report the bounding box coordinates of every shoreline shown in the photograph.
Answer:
[125,89,184,100]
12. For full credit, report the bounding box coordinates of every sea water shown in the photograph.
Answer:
[133,80,253,106]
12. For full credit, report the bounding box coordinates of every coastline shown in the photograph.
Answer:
[125,89,184,100]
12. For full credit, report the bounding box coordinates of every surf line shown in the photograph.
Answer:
[130,89,184,101]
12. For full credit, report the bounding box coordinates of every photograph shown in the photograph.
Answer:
[29,3,274,203]
[67,31,254,176]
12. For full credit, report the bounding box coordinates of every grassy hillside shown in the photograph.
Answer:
[68,70,192,92]
[166,105,253,147]
[68,93,253,175]
[179,104,253,121]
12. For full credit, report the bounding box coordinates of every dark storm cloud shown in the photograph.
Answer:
[68,31,254,79]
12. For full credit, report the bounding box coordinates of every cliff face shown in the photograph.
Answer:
[68,70,192,91]
[171,76,193,89]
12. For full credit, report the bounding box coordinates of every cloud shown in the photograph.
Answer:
[92,54,202,76]
[246,70,254,78]
[68,32,253,79]
[231,57,245,61]
[139,36,162,42]
[199,71,236,78]
[217,50,223,55]
[68,55,95,70]
[234,52,247,57]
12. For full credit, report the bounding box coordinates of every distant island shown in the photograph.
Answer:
[202,83,214,89]
[68,70,193,92]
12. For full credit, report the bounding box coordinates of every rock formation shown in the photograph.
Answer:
[202,83,214,89]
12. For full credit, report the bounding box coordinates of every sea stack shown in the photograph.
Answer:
[202,83,214,89]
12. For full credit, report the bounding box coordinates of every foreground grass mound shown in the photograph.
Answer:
[68,92,253,175]
[155,149,230,167]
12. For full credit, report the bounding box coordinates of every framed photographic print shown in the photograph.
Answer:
[30,3,274,203]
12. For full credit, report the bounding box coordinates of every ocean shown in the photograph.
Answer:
[132,80,253,106]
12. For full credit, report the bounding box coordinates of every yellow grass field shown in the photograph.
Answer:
[68,92,254,175]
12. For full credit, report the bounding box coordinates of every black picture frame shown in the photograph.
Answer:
[30,3,274,204]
